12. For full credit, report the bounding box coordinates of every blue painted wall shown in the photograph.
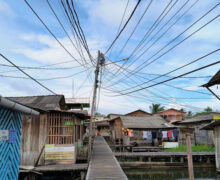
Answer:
[0,107,22,180]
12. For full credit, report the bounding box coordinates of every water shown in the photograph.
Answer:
[124,168,220,180]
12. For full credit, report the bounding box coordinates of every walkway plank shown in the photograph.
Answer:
[86,136,128,180]
[115,152,215,157]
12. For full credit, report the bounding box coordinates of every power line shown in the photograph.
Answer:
[128,0,174,58]
[61,0,95,66]
[107,5,219,86]
[0,54,56,94]
[0,63,81,70]
[0,59,84,74]
[107,0,191,81]
[46,0,87,63]
[24,0,84,67]
[118,61,220,96]
[102,87,203,111]
[132,0,192,59]
[103,66,212,98]
[108,0,130,57]
[108,0,153,78]
[105,0,142,54]
[114,48,220,92]
[117,0,153,57]
[0,68,87,81]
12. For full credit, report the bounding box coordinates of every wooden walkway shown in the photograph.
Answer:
[86,136,128,180]
[115,152,215,157]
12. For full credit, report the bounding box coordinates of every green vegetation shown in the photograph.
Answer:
[163,145,215,152]
[150,103,165,114]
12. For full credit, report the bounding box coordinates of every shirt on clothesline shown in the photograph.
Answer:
[172,129,179,137]
[167,130,172,138]
[143,131,147,139]
[162,131,167,138]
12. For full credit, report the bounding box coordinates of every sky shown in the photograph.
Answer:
[0,0,219,115]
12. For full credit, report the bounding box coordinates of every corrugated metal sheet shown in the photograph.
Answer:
[202,70,220,87]
[7,95,64,111]
[179,113,220,124]
[120,115,174,129]
[65,98,90,104]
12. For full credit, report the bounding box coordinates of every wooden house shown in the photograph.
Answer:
[0,96,39,179]
[109,115,175,145]
[65,97,90,110]
[95,119,110,137]
[156,108,185,123]
[174,113,219,145]
[202,114,220,173]
[125,109,152,116]
[7,95,88,166]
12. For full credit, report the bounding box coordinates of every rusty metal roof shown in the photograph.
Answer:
[7,95,65,111]
[120,115,175,130]
[177,113,220,124]
[65,97,90,104]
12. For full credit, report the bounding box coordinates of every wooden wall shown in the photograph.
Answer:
[20,112,85,166]
[114,118,123,139]
[20,114,47,166]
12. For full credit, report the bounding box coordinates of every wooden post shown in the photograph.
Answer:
[180,156,184,163]
[186,133,194,180]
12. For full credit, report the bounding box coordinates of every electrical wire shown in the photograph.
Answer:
[0,54,56,94]
[24,0,85,67]
[117,60,220,95]
[105,0,142,54]
[107,5,220,86]
[112,48,220,92]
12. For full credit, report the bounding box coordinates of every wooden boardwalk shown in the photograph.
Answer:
[86,136,128,180]
[115,152,215,157]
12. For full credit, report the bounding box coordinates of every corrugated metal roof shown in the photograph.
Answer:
[120,115,174,129]
[201,119,220,130]
[65,98,90,104]
[202,70,220,87]
[178,113,219,124]
[125,109,152,116]
[7,95,64,111]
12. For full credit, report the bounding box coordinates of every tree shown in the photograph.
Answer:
[149,103,165,114]
[180,108,185,113]
[204,107,212,113]
[187,111,193,117]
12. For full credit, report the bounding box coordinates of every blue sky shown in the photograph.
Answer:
[0,0,219,114]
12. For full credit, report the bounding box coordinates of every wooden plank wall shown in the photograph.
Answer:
[114,118,123,139]
[20,114,47,166]
[0,107,22,180]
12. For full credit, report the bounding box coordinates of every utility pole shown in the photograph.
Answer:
[88,50,101,161]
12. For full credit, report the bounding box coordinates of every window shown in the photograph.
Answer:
[162,115,167,119]
[47,113,76,144]
[172,115,176,120]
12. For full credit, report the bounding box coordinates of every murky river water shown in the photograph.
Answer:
[124,167,220,180]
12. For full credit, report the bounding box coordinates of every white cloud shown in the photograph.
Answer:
[0,0,14,18]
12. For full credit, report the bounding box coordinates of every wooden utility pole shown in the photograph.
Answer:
[88,50,101,161]
[186,133,194,180]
